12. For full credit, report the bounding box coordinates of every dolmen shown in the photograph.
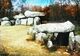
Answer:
[1,17,11,26]
[27,21,75,49]
[14,13,25,25]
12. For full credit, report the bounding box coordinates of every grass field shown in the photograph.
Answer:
[0,25,79,56]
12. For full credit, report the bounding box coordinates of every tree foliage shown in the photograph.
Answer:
[0,0,13,18]
[49,0,80,25]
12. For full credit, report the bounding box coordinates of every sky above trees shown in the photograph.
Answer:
[11,0,53,6]
[11,0,54,11]
[11,0,79,11]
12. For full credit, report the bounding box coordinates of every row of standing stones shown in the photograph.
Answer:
[0,16,40,26]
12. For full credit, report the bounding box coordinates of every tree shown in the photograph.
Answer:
[0,0,13,18]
